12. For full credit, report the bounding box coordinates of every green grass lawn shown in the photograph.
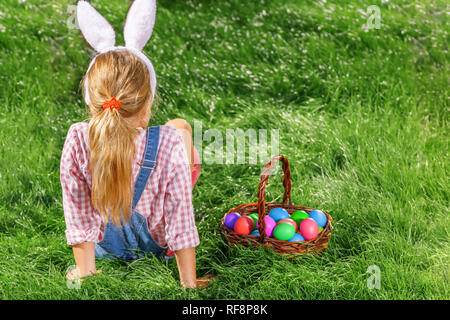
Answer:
[0,0,448,299]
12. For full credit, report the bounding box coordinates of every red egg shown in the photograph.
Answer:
[299,218,319,240]
[277,218,298,231]
[234,216,254,235]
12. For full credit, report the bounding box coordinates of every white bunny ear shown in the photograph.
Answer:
[77,1,115,52]
[124,0,157,51]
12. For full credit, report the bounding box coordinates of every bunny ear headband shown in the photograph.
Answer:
[77,0,157,106]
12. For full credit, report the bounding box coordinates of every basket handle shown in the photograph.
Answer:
[256,155,292,241]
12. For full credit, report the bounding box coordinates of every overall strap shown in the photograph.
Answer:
[132,126,160,210]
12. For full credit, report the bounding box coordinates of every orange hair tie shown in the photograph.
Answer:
[103,97,122,111]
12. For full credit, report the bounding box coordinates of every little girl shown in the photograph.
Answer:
[61,0,210,288]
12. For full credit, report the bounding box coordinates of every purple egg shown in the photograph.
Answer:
[257,216,276,237]
[224,212,240,229]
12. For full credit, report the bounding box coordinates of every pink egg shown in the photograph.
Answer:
[277,218,298,231]
[299,218,319,240]
[257,216,276,237]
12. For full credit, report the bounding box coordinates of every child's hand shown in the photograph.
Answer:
[65,266,102,283]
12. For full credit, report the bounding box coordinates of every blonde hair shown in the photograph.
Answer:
[82,50,152,226]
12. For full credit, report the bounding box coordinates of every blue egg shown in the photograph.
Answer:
[268,207,289,223]
[308,210,327,227]
[288,233,305,242]
[249,230,260,236]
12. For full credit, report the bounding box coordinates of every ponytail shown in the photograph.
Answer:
[89,108,138,225]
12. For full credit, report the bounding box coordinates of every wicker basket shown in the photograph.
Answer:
[220,155,334,256]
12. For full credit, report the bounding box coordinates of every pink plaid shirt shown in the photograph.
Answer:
[60,122,199,251]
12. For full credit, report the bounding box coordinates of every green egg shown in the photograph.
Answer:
[318,226,323,233]
[249,213,259,230]
[273,223,296,241]
[290,211,309,226]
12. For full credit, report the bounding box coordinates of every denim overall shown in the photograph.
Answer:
[95,126,170,261]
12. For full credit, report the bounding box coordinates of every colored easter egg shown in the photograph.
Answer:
[249,230,260,236]
[234,216,254,235]
[309,209,327,227]
[249,213,259,230]
[299,218,319,240]
[268,207,289,223]
[257,216,277,237]
[318,226,323,233]
[290,210,309,226]
[288,233,305,242]
[273,223,296,241]
[277,218,298,231]
[224,212,241,229]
